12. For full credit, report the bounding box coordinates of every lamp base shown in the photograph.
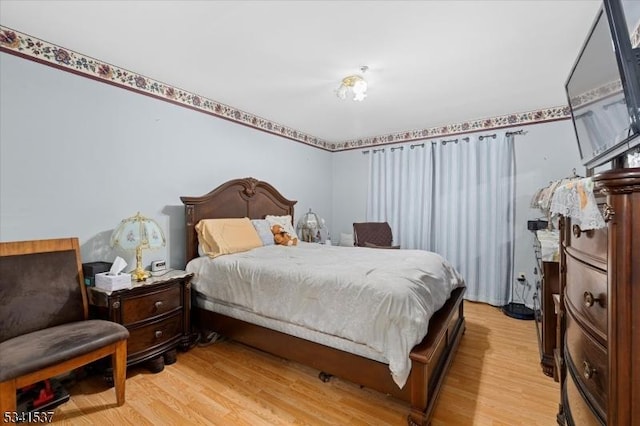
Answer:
[131,267,150,282]
[132,245,150,281]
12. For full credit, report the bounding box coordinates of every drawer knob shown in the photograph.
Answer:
[154,301,163,310]
[583,291,601,307]
[572,224,582,238]
[583,360,597,380]
[154,330,163,339]
[602,203,615,223]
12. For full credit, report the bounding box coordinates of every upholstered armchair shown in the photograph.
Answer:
[0,238,129,414]
[352,222,400,249]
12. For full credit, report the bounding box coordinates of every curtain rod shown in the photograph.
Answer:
[434,136,471,145]
[362,129,526,153]
[362,148,386,154]
[478,133,496,141]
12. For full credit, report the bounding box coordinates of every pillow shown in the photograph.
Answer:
[364,242,401,249]
[251,219,274,246]
[265,215,297,238]
[196,218,263,258]
[339,233,355,247]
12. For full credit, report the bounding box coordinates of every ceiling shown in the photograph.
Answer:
[0,1,602,144]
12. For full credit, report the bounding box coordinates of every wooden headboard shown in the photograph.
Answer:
[180,177,297,263]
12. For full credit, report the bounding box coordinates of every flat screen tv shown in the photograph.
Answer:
[566,0,640,168]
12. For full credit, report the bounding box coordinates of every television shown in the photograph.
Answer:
[565,0,640,168]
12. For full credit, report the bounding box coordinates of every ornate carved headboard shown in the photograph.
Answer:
[180,177,297,263]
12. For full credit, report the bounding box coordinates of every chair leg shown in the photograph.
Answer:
[0,379,17,415]
[111,340,127,406]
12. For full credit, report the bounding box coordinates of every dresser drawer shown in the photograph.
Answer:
[121,284,182,325]
[565,219,607,270]
[564,253,607,344]
[564,371,605,426]
[565,313,608,414]
[127,314,183,356]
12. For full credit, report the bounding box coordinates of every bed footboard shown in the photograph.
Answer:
[407,286,465,425]
[193,287,465,425]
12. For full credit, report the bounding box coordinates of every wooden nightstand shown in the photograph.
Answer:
[88,270,193,374]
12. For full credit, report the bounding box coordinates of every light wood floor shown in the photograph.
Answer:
[50,302,559,425]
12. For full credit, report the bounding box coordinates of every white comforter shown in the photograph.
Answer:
[186,242,464,388]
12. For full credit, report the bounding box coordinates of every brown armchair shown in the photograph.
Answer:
[352,222,400,249]
[0,238,129,414]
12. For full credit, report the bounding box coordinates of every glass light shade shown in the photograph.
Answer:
[336,74,368,101]
[352,79,368,101]
[110,212,166,281]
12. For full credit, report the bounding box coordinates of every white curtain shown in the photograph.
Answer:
[431,134,515,305]
[366,133,515,306]
[366,144,433,249]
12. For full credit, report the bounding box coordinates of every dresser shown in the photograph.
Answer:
[533,230,560,379]
[88,271,193,374]
[557,168,640,425]
[540,260,560,379]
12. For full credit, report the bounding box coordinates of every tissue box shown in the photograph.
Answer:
[95,272,132,291]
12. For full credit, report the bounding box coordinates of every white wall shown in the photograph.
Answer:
[331,121,584,306]
[513,121,583,305]
[331,149,369,242]
[1,51,585,308]
[0,52,332,269]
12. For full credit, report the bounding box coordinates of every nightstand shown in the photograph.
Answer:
[88,270,193,375]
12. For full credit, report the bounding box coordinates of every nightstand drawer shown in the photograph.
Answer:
[564,253,607,344]
[121,284,182,325]
[127,314,183,355]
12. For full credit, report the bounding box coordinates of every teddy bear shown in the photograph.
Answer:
[271,224,298,246]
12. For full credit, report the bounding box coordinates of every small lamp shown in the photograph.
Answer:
[297,208,326,243]
[110,212,166,281]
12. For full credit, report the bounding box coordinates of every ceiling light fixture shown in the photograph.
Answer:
[337,66,369,101]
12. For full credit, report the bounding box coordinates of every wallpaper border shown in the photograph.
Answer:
[0,25,570,152]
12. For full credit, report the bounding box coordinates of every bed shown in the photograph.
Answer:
[181,177,466,425]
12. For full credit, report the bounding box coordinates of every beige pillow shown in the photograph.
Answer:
[196,218,263,258]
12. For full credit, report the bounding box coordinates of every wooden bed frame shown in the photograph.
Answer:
[181,177,466,425]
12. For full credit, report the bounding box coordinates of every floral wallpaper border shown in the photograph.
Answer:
[569,80,622,109]
[334,106,570,150]
[1,25,571,152]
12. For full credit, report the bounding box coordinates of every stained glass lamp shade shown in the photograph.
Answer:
[110,212,166,281]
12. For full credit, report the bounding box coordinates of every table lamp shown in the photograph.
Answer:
[296,208,326,243]
[110,212,166,281]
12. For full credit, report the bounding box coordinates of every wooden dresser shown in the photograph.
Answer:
[89,271,193,374]
[558,168,640,425]
[539,259,560,379]
[533,229,561,379]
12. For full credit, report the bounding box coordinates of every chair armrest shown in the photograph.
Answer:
[363,242,401,249]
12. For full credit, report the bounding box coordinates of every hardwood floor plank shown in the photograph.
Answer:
[47,301,557,425]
